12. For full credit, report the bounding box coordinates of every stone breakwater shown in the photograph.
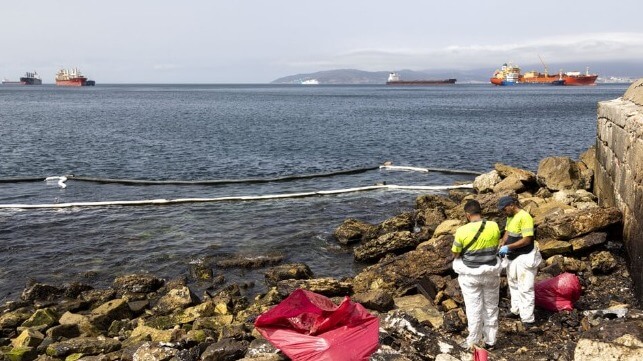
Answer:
[1,153,643,361]
[595,79,643,302]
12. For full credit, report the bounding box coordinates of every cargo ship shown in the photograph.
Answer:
[386,72,456,85]
[55,68,95,86]
[490,62,597,86]
[2,71,42,85]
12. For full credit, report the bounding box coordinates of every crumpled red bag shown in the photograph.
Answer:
[254,289,379,361]
[535,272,582,312]
[474,346,489,361]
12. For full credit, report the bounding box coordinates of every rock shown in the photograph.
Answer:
[577,161,594,191]
[473,170,501,193]
[80,289,116,307]
[243,338,283,360]
[189,261,213,281]
[579,146,597,173]
[333,218,379,245]
[495,163,537,184]
[192,314,234,331]
[276,278,352,298]
[538,239,573,258]
[112,274,164,294]
[21,283,64,302]
[493,175,527,194]
[173,302,217,324]
[152,287,198,315]
[58,312,101,337]
[352,290,395,313]
[574,335,643,360]
[3,346,38,361]
[442,308,466,333]
[131,341,177,361]
[126,325,175,344]
[90,299,133,330]
[415,194,458,213]
[354,231,419,262]
[536,207,622,240]
[432,220,463,238]
[200,338,249,361]
[545,255,587,273]
[45,324,80,341]
[0,308,33,329]
[19,309,58,332]
[393,294,443,329]
[415,208,446,230]
[215,254,284,269]
[379,212,415,235]
[352,235,454,296]
[590,251,618,274]
[63,283,94,299]
[571,232,608,253]
[45,337,121,358]
[537,156,586,190]
[12,329,44,349]
[264,263,313,286]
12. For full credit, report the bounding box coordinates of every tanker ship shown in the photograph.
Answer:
[55,68,95,86]
[386,72,456,85]
[491,62,597,86]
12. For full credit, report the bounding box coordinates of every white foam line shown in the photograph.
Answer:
[0,184,472,209]
[379,165,430,172]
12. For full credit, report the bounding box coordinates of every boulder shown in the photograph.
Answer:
[354,231,420,262]
[579,146,597,173]
[12,329,44,349]
[379,212,415,235]
[432,220,464,238]
[264,263,313,286]
[536,207,622,240]
[21,283,64,302]
[90,298,133,330]
[393,294,443,329]
[472,170,501,193]
[352,290,395,312]
[276,277,353,298]
[352,235,454,296]
[152,286,198,315]
[570,232,608,253]
[45,337,121,358]
[415,208,446,229]
[215,254,284,269]
[200,338,249,361]
[537,156,585,191]
[574,335,643,360]
[19,308,58,332]
[492,175,526,194]
[112,274,164,294]
[494,163,537,184]
[415,194,458,213]
[131,341,178,361]
[538,239,573,258]
[590,251,618,274]
[333,218,378,245]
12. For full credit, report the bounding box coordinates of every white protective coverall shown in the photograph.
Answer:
[505,247,542,323]
[452,257,502,347]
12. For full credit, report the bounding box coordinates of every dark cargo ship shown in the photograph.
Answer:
[386,72,456,85]
[2,71,42,85]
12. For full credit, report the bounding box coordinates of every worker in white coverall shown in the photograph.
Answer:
[498,196,542,327]
[452,199,502,350]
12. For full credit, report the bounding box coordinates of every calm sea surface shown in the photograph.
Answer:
[0,83,629,301]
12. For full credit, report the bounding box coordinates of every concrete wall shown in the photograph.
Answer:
[595,79,643,302]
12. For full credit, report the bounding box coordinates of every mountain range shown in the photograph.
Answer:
[271,61,643,84]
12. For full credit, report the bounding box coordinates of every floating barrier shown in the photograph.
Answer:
[0,183,473,209]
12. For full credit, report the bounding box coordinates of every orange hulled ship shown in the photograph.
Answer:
[490,61,597,86]
[55,68,92,86]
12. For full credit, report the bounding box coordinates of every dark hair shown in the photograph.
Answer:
[464,199,482,215]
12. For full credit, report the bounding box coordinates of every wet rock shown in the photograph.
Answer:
[215,254,284,269]
[152,286,199,315]
[200,338,249,361]
[333,218,378,245]
[12,329,44,349]
[244,338,281,359]
[63,283,94,299]
[0,308,33,329]
[112,274,164,294]
[45,324,80,341]
[264,263,313,286]
[473,170,501,193]
[189,261,213,281]
[571,232,608,253]
[173,302,217,324]
[537,156,586,191]
[354,231,419,262]
[21,283,64,302]
[589,251,618,274]
[19,308,58,332]
[536,207,622,240]
[352,290,395,313]
[90,299,133,331]
[3,346,38,361]
[59,312,101,337]
[276,277,352,298]
[80,289,117,307]
[45,337,121,358]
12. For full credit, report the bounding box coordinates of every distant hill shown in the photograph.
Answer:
[271,61,643,85]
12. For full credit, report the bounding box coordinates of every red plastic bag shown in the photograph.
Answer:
[474,346,489,361]
[254,289,379,361]
[535,272,582,312]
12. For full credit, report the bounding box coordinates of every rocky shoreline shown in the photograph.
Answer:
[2,148,642,360]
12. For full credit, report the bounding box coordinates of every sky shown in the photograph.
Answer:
[2,0,643,83]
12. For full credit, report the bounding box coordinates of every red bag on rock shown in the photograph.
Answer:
[535,272,582,312]
[254,289,379,361]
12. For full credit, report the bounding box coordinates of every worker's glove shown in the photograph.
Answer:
[498,245,509,256]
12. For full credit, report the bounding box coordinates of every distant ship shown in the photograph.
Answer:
[2,71,42,85]
[55,68,95,86]
[490,61,597,86]
[301,79,319,85]
[386,72,456,85]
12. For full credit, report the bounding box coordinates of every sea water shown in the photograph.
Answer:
[0,83,629,301]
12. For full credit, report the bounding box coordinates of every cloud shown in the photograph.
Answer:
[285,32,643,71]
[152,64,181,71]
